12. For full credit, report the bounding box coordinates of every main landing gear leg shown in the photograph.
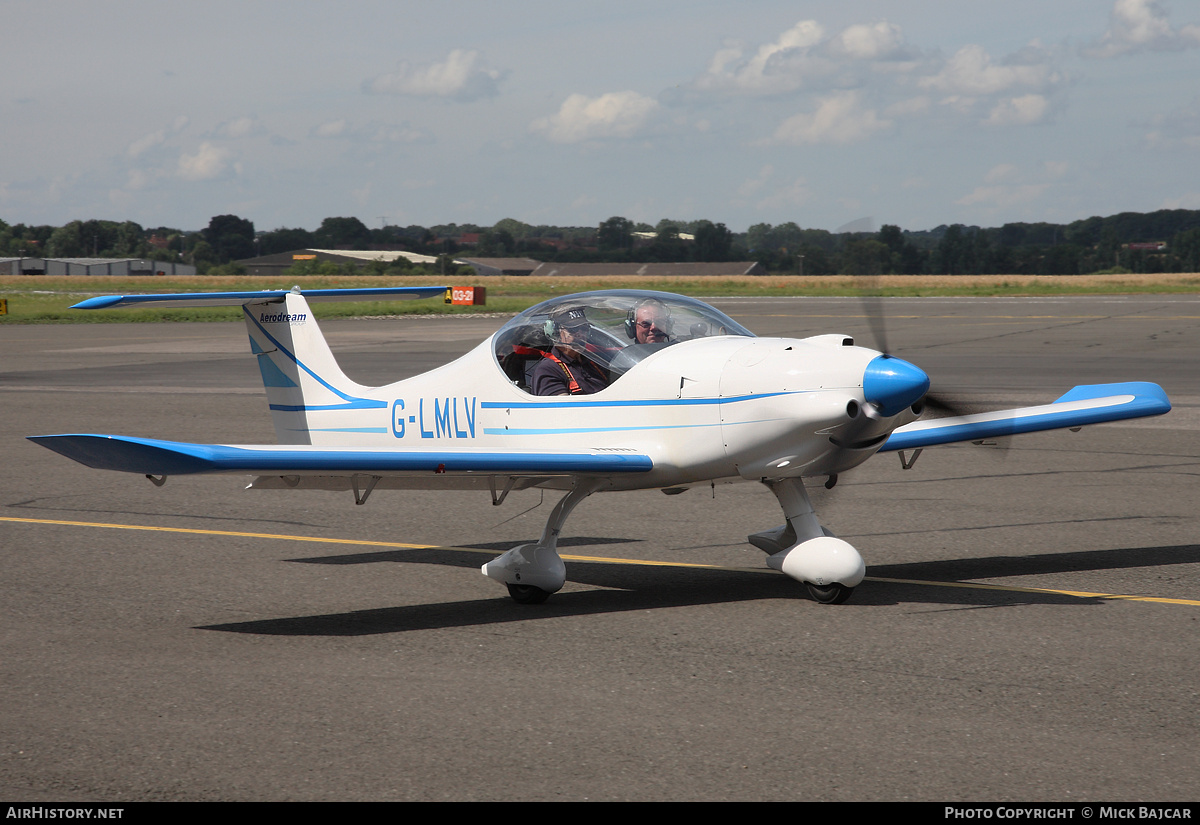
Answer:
[750,477,866,604]
[481,480,600,604]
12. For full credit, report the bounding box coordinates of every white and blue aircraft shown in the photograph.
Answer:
[30,286,1171,605]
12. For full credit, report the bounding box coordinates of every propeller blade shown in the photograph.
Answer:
[860,287,890,356]
[920,391,978,418]
[853,272,892,356]
[917,391,1011,455]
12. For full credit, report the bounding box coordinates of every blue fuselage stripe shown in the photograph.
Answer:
[479,391,796,410]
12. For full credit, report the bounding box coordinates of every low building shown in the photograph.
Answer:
[528,261,768,278]
[632,231,694,244]
[0,258,38,275]
[236,249,440,277]
[0,257,196,277]
[457,257,542,277]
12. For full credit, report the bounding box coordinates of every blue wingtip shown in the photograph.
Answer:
[1054,381,1171,414]
[72,295,126,309]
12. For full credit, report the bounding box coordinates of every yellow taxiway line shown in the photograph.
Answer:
[4,515,1198,606]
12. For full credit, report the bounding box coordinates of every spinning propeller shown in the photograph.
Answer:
[822,277,991,484]
[856,277,979,421]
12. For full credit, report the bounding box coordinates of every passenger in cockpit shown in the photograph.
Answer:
[530,307,609,396]
[629,298,672,344]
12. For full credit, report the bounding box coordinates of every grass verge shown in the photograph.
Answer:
[2,273,1199,323]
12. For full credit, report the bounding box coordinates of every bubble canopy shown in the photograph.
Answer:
[493,290,756,395]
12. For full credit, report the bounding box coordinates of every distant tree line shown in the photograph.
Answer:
[3,209,1199,276]
[743,211,1200,276]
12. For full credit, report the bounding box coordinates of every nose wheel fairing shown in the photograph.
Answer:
[752,477,866,601]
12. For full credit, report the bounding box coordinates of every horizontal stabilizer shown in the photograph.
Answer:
[881,381,1170,452]
[28,434,653,477]
[72,286,448,310]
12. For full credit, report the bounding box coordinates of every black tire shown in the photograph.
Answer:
[507,583,551,604]
[806,582,854,604]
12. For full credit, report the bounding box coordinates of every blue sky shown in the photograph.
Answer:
[2,0,1199,234]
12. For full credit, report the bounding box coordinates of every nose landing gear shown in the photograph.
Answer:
[750,477,865,604]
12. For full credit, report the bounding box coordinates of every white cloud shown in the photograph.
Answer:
[771,91,891,145]
[830,22,906,60]
[706,44,746,78]
[984,164,1020,183]
[920,44,1059,97]
[215,116,259,139]
[693,19,915,96]
[693,19,1059,136]
[313,119,348,138]
[1084,0,1200,58]
[740,19,826,90]
[530,91,659,143]
[985,94,1051,126]
[364,49,504,101]
[127,116,189,158]
[127,130,167,158]
[916,42,1061,126]
[177,142,232,181]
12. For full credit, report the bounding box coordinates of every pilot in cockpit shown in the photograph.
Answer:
[629,298,673,344]
[530,306,610,396]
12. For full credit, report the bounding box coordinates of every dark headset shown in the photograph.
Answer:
[624,300,673,340]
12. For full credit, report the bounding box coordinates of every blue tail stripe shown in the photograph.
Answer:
[245,305,384,409]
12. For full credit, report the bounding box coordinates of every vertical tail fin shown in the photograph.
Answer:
[243,293,384,445]
[70,285,445,446]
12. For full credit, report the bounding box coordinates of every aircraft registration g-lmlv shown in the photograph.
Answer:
[30,286,1171,605]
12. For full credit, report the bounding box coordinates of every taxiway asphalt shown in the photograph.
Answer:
[2,295,1198,801]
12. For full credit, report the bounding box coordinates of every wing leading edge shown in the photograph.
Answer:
[881,382,1170,452]
[27,434,653,477]
[71,286,449,310]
